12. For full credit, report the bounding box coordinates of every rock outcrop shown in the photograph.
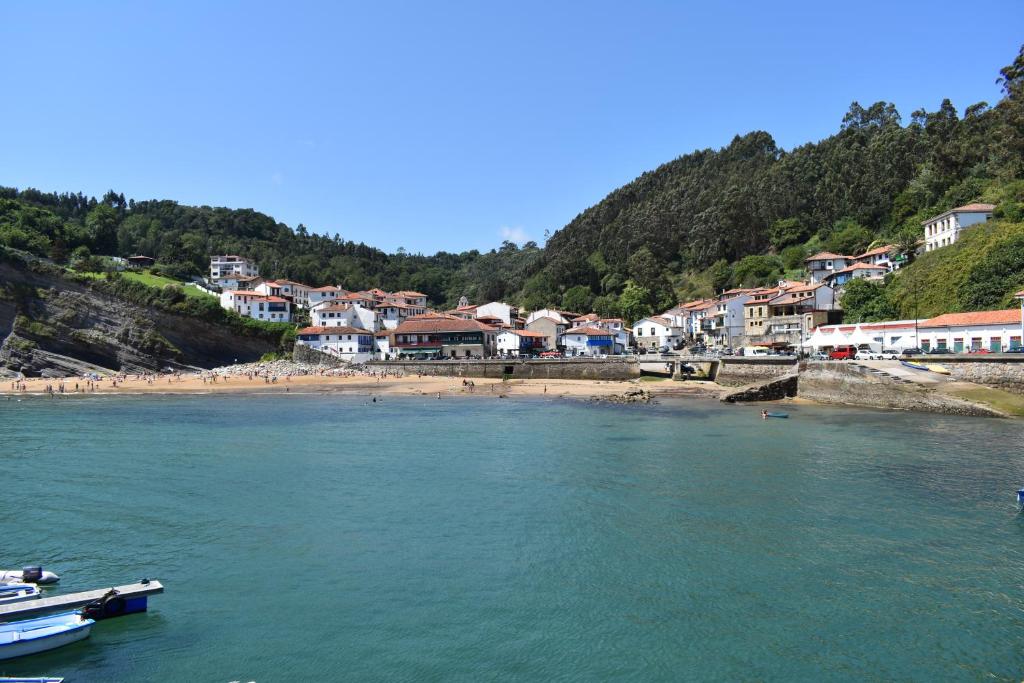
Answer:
[721,374,799,403]
[0,261,278,377]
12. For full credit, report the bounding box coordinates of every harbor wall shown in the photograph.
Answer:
[714,357,798,387]
[915,357,1024,394]
[797,361,1000,417]
[364,358,641,380]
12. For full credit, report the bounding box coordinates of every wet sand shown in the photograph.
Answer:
[1,374,725,400]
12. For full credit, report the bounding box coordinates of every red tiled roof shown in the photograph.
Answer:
[572,313,600,322]
[393,317,497,334]
[921,309,1021,328]
[297,326,371,335]
[393,290,427,297]
[309,286,343,292]
[226,291,288,303]
[1015,290,1024,298]
[826,263,888,277]
[565,326,613,336]
[855,245,894,259]
[805,252,852,261]
[503,329,547,337]
[952,203,996,213]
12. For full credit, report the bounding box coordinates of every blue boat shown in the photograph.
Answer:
[1017,488,1024,510]
[0,612,94,661]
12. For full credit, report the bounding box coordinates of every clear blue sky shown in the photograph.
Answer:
[2,1,1021,255]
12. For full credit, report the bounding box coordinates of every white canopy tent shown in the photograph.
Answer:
[820,328,851,348]
[802,328,827,348]
[847,324,876,348]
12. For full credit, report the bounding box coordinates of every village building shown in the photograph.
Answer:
[219,290,292,322]
[812,320,924,350]
[391,315,497,359]
[805,253,853,284]
[923,203,995,252]
[496,329,548,357]
[295,326,374,362]
[851,245,896,269]
[824,263,889,287]
[307,286,347,307]
[525,315,570,353]
[255,280,312,308]
[210,255,259,280]
[387,291,429,308]
[126,255,155,269]
[561,326,615,357]
[374,330,393,359]
[474,302,521,327]
[310,302,377,331]
[917,309,1022,352]
[632,316,684,352]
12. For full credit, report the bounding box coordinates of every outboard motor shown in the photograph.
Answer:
[21,566,43,583]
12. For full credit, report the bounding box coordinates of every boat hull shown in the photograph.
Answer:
[0,614,93,661]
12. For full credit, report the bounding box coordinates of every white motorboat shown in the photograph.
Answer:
[0,584,42,605]
[0,612,94,661]
[0,568,60,586]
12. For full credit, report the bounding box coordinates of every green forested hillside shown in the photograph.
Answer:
[2,46,1022,317]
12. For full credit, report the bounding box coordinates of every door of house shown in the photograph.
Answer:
[990,338,1002,352]
[953,338,964,353]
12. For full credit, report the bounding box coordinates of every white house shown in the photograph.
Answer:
[295,326,374,362]
[311,302,377,331]
[917,309,1022,352]
[475,301,520,327]
[560,327,615,357]
[210,255,259,279]
[852,245,895,269]
[824,263,888,287]
[374,330,393,359]
[210,274,261,291]
[632,317,684,352]
[496,329,547,356]
[923,203,995,252]
[525,309,576,326]
[255,280,311,308]
[805,252,854,284]
[307,286,347,307]
[388,291,429,308]
[219,290,292,322]
[376,302,423,330]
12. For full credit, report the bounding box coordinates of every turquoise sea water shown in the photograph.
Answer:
[1,394,1023,681]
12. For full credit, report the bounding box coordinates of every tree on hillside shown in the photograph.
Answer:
[731,254,783,288]
[825,219,873,255]
[839,279,897,322]
[561,285,593,314]
[619,280,653,324]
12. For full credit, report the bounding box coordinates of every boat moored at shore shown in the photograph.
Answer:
[0,612,93,661]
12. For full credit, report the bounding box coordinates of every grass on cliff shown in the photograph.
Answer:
[75,269,212,299]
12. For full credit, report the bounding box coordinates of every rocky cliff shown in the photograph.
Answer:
[0,261,278,377]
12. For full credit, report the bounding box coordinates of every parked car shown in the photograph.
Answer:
[810,351,830,361]
[688,344,707,355]
[539,351,562,358]
[863,349,900,360]
[968,348,992,354]
[927,347,954,354]
[828,346,857,361]
[901,348,923,357]
[1005,347,1024,353]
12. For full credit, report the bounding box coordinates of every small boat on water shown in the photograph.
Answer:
[0,584,42,605]
[1016,488,1024,511]
[0,678,64,682]
[765,412,789,419]
[0,568,59,586]
[0,612,94,661]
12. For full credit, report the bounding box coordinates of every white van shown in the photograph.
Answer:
[739,346,770,357]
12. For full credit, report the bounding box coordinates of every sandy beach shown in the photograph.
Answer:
[1,372,725,401]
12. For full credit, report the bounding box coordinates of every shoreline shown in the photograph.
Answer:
[1,374,726,401]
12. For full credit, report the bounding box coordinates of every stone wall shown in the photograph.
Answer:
[797,361,1001,417]
[714,357,798,387]
[721,374,798,402]
[365,358,640,380]
[921,357,1024,395]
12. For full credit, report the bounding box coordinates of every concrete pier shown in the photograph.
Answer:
[0,580,163,621]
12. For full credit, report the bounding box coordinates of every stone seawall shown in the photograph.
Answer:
[365,358,640,380]
[917,357,1024,394]
[797,361,1001,417]
[714,357,798,387]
